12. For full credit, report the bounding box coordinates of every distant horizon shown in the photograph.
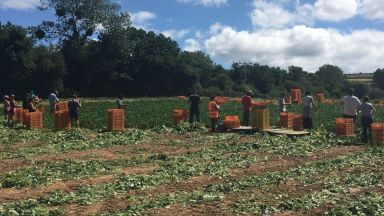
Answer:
[1,0,384,74]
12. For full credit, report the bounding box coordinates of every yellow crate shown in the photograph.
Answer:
[251,109,270,130]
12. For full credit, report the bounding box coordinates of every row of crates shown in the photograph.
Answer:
[279,112,303,131]
[14,108,43,129]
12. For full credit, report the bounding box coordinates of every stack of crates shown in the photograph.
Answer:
[251,109,270,130]
[26,112,43,129]
[15,108,24,124]
[56,102,68,111]
[293,114,303,131]
[172,109,188,125]
[371,123,384,145]
[280,112,294,129]
[335,118,354,136]
[223,116,240,129]
[317,93,325,103]
[291,89,302,103]
[54,111,71,130]
[108,109,125,131]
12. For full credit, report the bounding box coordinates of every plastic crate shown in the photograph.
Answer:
[223,116,240,129]
[108,109,125,131]
[251,109,270,130]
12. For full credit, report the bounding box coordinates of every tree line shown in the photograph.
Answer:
[1,0,384,99]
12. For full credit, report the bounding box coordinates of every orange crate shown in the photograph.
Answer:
[55,102,68,111]
[280,112,294,129]
[335,118,354,136]
[291,89,302,103]
[371,123,384,145]
[173,109,188,125]
[55,111,71,130]
[223,116,240,129]
[26,112,43,129]
[108,109,125,131]
[293,114,303,131]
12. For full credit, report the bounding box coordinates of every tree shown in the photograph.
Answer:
[373,68,384,90]
[35,0,130,45]
[315,64,347,97]
[0,22,35,95]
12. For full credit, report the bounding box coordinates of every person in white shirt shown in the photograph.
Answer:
[48,91,59,113]
[342,88,361,122]
[279,92,290,112]
[302,91,315,129]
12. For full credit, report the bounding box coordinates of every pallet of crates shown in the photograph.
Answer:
[223,116,240,129]
[280,112,294,129]
[293,114,303,131]
[371,123,384,146]
[335,118,354,136]
[108,109,125,131]
[55,110,71,130]
[250,108,270,130]
[27,111,43,129]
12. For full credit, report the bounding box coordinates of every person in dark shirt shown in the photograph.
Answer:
[68,95,81,128]
[22,93,30,110]
[241,91,253,126]
[28,98,37,112]
[189,91,200,123]
[116,95,126,109]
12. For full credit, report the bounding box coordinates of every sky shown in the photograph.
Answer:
[1,0,384,73]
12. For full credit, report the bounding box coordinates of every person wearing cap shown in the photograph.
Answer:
[208,96,220,132]
[302,91,315,129]
[189,91,200,123]
[241,91,253,126]
[68,95,81,128]
[358,96,376,144]
[342,88,361,122]
[3,95,10,120]
[48,91,59,112]
[7,95,17,125]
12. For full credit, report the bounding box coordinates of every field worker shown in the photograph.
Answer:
[279,92,290,112]
[7,95,17,125]
[358,96,376,144]
[68,95,81,128]
[302,91,315,129]
[48,91,59,112]
[208,96,220,132]
[189,91,200,123]
[241,90,252,126]
[116,95,126,109]
[3,95,10,120]
[27,97,37,112]
[342,88,361,122]
[22,93,30,109]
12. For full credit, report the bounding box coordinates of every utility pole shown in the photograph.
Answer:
[236,60,251,86]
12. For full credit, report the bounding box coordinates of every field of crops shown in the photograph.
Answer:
[0,98,384,215]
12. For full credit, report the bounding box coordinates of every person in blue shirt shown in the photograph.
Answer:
[48,91,59,112]
[116,95,126,109]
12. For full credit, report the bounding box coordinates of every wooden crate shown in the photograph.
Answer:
[293,114,303,131]
[251,109,270,130]
[108,109,125,131]
[27,112,43,129]
[335,118,354,136]
[55,111,71,130]
[280,112,294,129]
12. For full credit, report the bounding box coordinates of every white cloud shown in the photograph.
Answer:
[130,11,157,30]
[314,0,358,21]
[204,24,384,73]
[184,38,202,51]
[251,0,296,28]
[161,29,189,40]
[358,0,384,21]
[0,0,40,10]
[177,0,227,7]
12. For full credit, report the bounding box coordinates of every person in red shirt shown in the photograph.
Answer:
[241,91,253,126]
[208,96,220,132]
